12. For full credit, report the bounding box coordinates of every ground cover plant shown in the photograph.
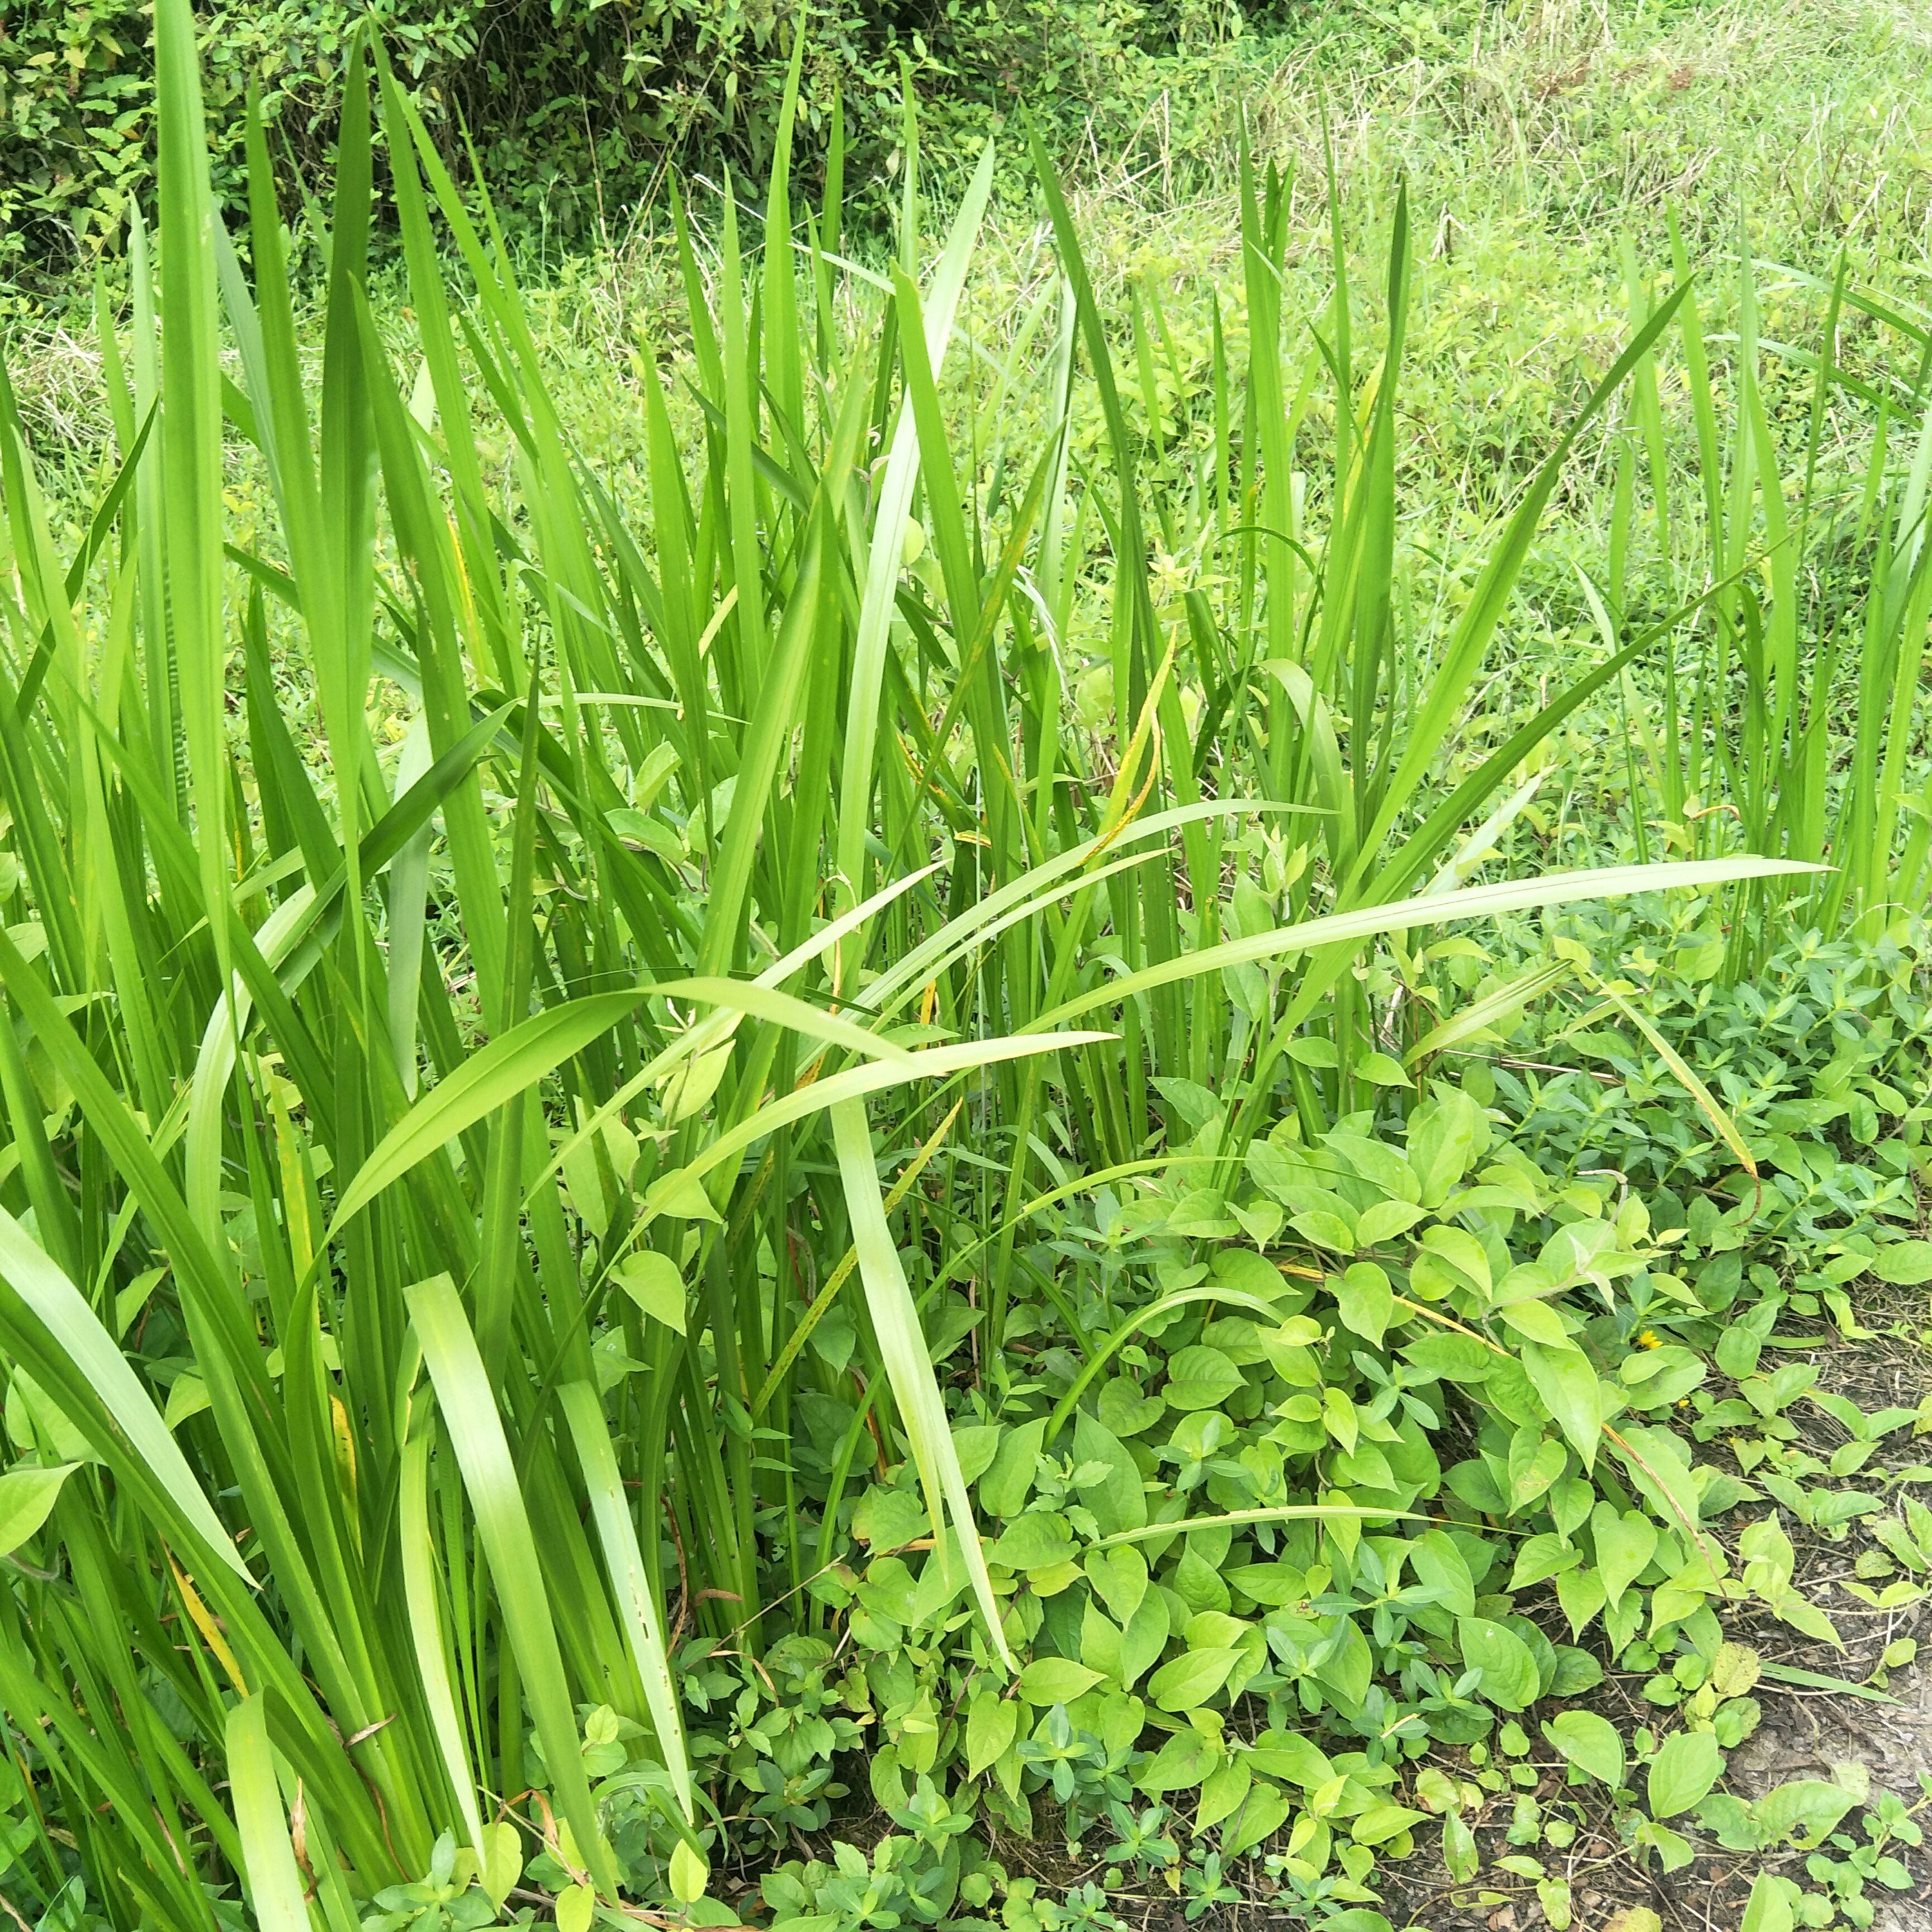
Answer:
[2,4,1932,1932]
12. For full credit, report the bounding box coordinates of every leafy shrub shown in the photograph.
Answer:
[0,0,1273,279]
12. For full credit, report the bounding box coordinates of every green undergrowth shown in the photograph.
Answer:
[704,921,1932,1932]
[1,6,1931,1932]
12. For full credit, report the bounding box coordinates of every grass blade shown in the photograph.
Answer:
[225,1698,313,1932]
[831,1098,1011,1667]
[405,1273,618,1896]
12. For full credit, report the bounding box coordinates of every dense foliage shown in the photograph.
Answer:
[0,0,1270,278]
[1,4,1931,1932]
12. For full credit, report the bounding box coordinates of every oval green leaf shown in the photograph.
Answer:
[1544,1709,1625,1788]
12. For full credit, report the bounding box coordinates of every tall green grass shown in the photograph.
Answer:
[1607,239,1932,969]
[0,2,1836,1923]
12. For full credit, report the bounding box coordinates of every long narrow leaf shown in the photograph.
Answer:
[831,1099,1011,1666]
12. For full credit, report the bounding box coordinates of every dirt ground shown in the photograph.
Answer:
[1360,1301,1932,1932]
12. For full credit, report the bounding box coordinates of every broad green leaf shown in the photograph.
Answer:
[1740,1874,1796,1932]
[1072,1410,1147,1537]
[950,1425,1002,1488]
[661,1044,733,1125]
[1544,1711,1625,1788]
[1457,1616,1540,1711]
[0,1461,77,1557]
[851,1485,930,1551]
[1147,1647,1240,1713]
[1334,1262,1393,1345]
[1750,1779,1858,1848]
[1312,1617,1372,1707]
[1497,1299,1573,1349]
[1510,1532,1581,1590]
[1611,1424,1705,1535]
[1137,1727,1213,1793]
[1290,1208,1357,1253]
[979,1419,1046,1518]
[164,1376,210,1430]
[481,1822,524,1913]
[612,1252,688,1335]
[1550,1646,1604,1696]
[965,1690,1017,1777]
[1016,1658,1103,1705]
[1561,1561,1607,1638]
[1409,1531,1478,1618]
[1322,1384,1360,1455]
[1117,1592,1171,1690]
[1407,1089,1491,1208]
[1084,1543,1149,1623]
[1350,1802,1426,1845]
[1353,1200,1425,1246]
[1355,1052,1412,1089]
[1247,1731,1336,1791]
[1872,1239,1932,1285]
[1221,1779,1294,1859]
[1196,1756,1251,1831]
[988,1513,1075,1573]
[1508,1431,1568,1511]
[1647,1730,1724,1817]
[1164,1345,1244,1411]
[1078,1599,1124,1683]
[1592,1503,1659,1608]
[1424,1226,1494,1297]
[1521,1340,1606,1469]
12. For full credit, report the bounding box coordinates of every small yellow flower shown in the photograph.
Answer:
[1635,1329,1661,1349]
